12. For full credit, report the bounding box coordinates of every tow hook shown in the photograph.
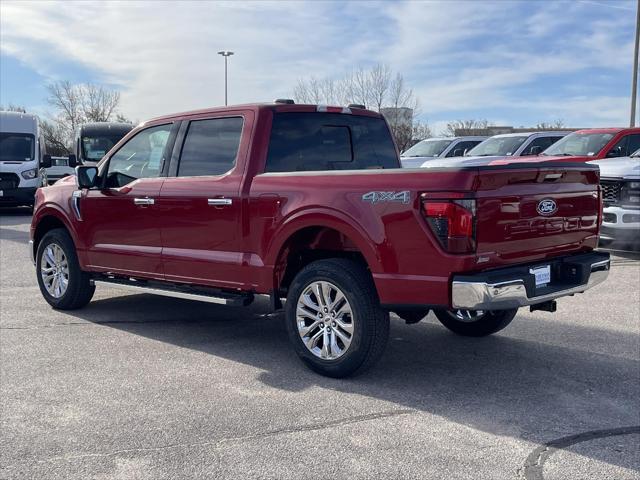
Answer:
[530,300,557,313]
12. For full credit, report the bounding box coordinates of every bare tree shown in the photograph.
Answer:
[47,81,84,136]
[40,120,71,156]
[443,119,491,136]
[81,84,121,122]
[0,104,27,113]
[293,65,422,150]
[535,119,566,130]
[368,64,391,111]
[45,81,125,151]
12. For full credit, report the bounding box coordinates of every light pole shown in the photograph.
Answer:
[217,51,234,106]
[631,0,640,127]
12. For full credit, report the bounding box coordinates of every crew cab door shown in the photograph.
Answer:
[79,123,176,278]
[157,113,252,289]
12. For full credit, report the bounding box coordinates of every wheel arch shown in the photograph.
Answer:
[32,207,80,260]
[267,209,383,294]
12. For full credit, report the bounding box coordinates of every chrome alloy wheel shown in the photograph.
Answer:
[452,309,485,322]
[296,281,354,360]
[40,243,69,298]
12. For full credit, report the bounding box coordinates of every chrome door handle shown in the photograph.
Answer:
[134,197,155,206]
[207,198,232,206]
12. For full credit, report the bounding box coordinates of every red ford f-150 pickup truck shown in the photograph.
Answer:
[29,101,610,377]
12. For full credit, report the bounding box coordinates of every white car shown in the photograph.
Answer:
[400,136,486,168]
[419,131,568,168]
[590,154,640,248]
[44,156,76,185]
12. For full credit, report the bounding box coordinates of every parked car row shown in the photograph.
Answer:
[402,127,640,247]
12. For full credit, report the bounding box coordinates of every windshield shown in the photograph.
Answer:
[81,135,126,162]
[466,136,528,157]
[542,132,614,157]
[402,139,452,157]
[0,132,35,162]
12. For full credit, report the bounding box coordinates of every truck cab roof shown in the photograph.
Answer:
[143,102,383,126]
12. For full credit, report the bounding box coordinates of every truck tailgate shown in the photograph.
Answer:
[473,164,600,266]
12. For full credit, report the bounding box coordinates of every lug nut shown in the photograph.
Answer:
[332,322,336,327]
[324,307,328,313]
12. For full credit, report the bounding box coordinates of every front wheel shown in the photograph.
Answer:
[36,228,95,310]
[285,258,389,378]
[434,308,517,337]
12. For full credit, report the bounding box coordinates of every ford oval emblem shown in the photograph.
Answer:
[537,198,557,216]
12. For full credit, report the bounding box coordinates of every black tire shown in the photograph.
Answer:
[394,309,430,324]
[434,308,517,337]
[36,228,95,310]
[285,258,389,378]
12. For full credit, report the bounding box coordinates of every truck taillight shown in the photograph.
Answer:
[422,198,476,254]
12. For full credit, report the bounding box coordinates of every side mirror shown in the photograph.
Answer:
[530,146,543,155]
[41,154,52,169]
[75,166,98,189]
[68,154,77,168]
[452,149,464,157]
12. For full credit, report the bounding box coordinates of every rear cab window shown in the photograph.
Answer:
[265,112,399,172]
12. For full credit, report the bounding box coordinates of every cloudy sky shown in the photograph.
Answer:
[0,0,636,133]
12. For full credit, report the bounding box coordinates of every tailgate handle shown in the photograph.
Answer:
[544,173,563,182]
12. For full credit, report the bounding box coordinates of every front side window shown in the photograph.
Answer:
[543,132,614,157]
[178,117,243,177]
[627,134,640,155]
[606,136,628,158]
[0,133,34,162]
[105,124,172,187]
[266,112,398,172]
[466,135,528,157]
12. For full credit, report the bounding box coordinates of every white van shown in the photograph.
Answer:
[0,112,49,208]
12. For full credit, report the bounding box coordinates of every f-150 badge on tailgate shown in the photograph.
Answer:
[362,191,410,204]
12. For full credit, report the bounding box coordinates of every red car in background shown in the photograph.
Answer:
[491,127,640,165]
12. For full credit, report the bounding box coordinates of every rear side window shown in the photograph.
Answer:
[265,112,398,172]
[178,117,243,177]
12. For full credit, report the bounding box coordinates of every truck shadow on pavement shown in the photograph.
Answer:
[67,292,639,473]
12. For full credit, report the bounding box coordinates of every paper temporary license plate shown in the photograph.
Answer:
[530,265,551,287]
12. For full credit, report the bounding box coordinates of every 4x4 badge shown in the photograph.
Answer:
[362,191,410,204]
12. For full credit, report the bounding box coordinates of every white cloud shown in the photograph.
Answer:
[0,0,635,127]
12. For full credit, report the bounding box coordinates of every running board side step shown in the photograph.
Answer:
[92,277,254,307]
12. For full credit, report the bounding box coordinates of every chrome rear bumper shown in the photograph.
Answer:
[451,253,610,310]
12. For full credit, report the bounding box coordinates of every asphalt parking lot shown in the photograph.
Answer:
[1,208,638,480]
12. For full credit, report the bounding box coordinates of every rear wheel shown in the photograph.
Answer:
[285,258,389,378]
[434,308,517,337]
[36,228,95,310]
